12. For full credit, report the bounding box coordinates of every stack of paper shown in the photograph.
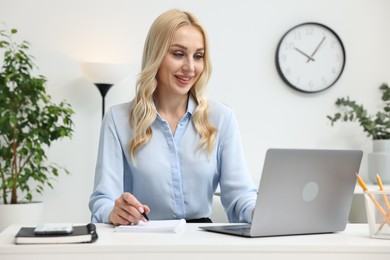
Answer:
[115,219,185,233]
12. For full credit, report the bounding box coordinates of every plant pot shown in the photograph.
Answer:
[0,201,44,231]
[367,140,390,184]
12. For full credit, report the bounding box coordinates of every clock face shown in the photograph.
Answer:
[275,23,346,93]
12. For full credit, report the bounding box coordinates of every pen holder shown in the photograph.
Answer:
[364,190,390,239]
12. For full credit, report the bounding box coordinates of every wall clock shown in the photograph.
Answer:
[275,22,346,93]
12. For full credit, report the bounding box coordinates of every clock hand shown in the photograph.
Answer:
[294,47,315,62]
[307,36,326,62]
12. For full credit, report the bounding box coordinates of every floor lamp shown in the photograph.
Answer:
[80,62,129,119]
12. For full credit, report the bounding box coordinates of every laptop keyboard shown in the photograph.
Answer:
[224,224,251,231]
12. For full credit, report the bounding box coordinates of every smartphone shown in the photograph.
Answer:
[34,223,73,235]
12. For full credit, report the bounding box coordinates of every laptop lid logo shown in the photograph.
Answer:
[302,181,319,202]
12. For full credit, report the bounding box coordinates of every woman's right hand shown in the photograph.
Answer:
[108,192,150,226]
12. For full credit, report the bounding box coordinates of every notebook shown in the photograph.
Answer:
[15,223,98,244]
[200,148,363,237]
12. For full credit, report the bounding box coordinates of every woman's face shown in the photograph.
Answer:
[156,25,205,98]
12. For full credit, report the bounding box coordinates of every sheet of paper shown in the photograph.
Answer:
[115,219,186,233]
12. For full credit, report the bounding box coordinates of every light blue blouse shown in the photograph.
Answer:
[89,97,257,223]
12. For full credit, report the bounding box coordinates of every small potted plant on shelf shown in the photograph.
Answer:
[327,83,390,184]
[0,26,74,228]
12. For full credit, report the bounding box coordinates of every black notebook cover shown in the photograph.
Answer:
[15,223,98,244]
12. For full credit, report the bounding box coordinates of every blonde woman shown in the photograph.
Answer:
[89,9,257,225]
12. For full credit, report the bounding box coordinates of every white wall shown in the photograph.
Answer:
[0,0,389,223]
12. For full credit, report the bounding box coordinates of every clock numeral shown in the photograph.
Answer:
[305,26,314,36]
[308,81,314,89]
[283,41,295,50]
[330,40,339,49]
[335,53,343,61]
[293,31,301,41]
[321,78,328,87]
[295,77,301,85]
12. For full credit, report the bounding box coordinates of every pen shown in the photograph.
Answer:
[141,211,149,221]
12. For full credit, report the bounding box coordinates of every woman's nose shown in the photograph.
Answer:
[182,57,195,72]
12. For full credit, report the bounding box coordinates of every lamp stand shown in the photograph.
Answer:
[94,83,113,119]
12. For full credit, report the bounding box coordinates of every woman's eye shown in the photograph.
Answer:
[172,51,184,57]
[194,53,204,60]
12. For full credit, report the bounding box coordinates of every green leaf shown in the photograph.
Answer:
[0,25,75,204]
[327,83,390,140]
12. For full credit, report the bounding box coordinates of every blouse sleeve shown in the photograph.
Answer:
[88,108,125,223]
[217,108,257,223]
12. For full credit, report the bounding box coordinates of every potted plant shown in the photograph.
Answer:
[327,83,390,184]
[0,26,74,228]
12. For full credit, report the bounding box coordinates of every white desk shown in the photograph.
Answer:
[0,224,389,260]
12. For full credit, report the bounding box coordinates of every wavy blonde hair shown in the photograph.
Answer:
[129,9,216,160]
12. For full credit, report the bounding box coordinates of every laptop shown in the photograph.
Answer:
[200,148,363,237]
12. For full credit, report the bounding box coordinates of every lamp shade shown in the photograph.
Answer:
[80,62,130,85]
